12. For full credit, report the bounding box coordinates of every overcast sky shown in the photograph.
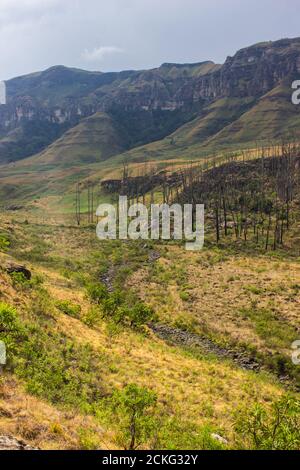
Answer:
[0,0,299,80]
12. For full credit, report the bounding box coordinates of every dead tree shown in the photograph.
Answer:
[75,182,81,226]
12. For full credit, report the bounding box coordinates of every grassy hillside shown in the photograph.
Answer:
[28,112,128,166]
[1,206,299,450]
[1,36,300,453]
[0,119,71,164]
[7,66,113,105]
[204,84,300,148]
[109,83,300,164]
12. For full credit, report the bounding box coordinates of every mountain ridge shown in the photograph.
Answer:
[0,36,300,174]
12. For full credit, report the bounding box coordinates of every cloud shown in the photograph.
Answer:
[81,46,123,62]
[0,0,59,11]
[0,0,299,80]
[0,0,62,29]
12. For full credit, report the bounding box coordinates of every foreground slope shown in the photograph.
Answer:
[1,210,298,449]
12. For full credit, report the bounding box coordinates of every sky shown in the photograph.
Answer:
[0,0,299,80]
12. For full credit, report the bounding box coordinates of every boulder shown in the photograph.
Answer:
[0,435,37,450]
[211,433,228,445]
[6,264,31,280]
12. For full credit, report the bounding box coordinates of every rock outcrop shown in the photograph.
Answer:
[0,435,37,451]
[5,264,32,280]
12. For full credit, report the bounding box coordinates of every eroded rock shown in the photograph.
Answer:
[0,435,37,451]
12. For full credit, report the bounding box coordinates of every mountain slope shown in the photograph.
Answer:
[0,62,215,164]
[29,112,128,166]
[110,82,300,164]
[1,37,300,166]
[204,83,300,148]
[1,37,300,207]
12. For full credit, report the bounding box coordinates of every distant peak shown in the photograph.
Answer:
[160,61,215,68]
[42,65,102,75]
[234,36,300,54]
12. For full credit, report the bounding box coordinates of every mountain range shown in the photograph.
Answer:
[0,37,300,202]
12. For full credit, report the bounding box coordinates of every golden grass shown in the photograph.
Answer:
[0,212,297,449]
[128,246,300,355]
[0,374,112,450]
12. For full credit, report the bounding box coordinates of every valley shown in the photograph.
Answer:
[0,36,300,451]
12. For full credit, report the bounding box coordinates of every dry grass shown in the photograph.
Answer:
[128,246,300,355]
[0,375,111,450]
[0,212,297,449]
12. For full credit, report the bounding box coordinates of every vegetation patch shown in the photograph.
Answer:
[235,395,300,450]
[0,302,105,410]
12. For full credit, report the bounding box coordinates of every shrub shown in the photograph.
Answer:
[102,290,125,318]
[128,303,156,327]
[102,293,156,328]
[235,395,300,450]
[55,300,81,319]
[0,235,10,251]
[179,291,190,302]
[79,428,101,450]
[0,302,27,358]
[87,282,156,328]
[109,384,157,450]
[86,282,108,304]
[82,306,101,327]
[8,271,43,291]
[9,272,31,290]
[0,303,19,330]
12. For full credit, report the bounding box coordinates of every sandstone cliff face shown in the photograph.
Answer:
[191,38,300,101]
[93,38,300,111]
[2,38,300,125]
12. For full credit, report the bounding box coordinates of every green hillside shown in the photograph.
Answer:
[204,84,300,147]
[28,112,128,167]
[110,83,300,164]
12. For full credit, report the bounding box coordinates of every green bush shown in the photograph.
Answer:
[0,235,10,251]
[0,303,27,357]
[55,300,81,318]
[102,294,155,328]
[87,282,156,328]
[82,306,101,327]
[179,291,190,302]
[0,302,104,409]
[78,428,101,450]
[8,271,43,291]
[9,272,31,290]
[108,384,157,450]
[128,303,156,327]
[102,290,125,318]
[86,282,108,304]
[235,395,300,450]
